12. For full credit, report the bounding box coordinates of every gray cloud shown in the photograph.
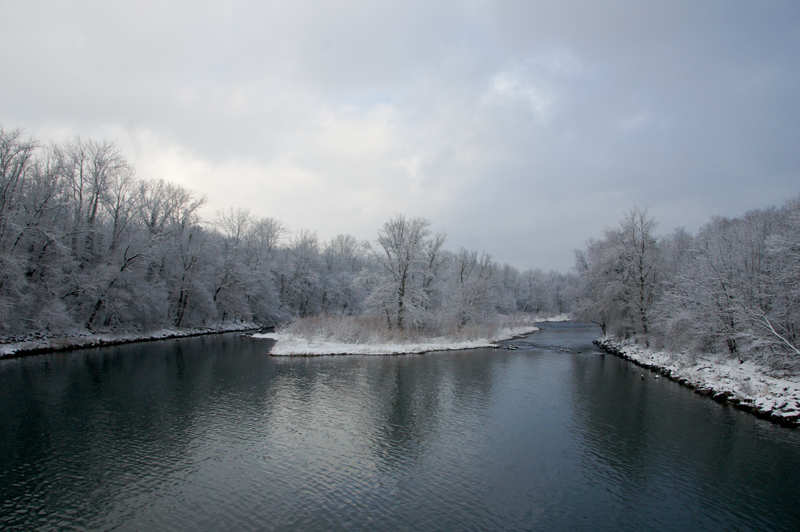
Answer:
[2,0,798,270]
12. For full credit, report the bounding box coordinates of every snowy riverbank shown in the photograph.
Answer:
[253,326,539,356]
[595,337,800,428]
[0,323,260,359]
[253,315,570,356]
[253,326,537,356]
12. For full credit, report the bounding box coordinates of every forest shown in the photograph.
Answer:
[3,125,798,371]
[0,128,573,340]
[572,202,800,372]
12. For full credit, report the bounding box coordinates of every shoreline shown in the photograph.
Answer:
[253,315,572,356]
[0,315,571,359]
[253,325,541,356]
[0,323,262,360]
[251,317,568,357]
[595,337,800,429]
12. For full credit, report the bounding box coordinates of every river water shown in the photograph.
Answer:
[1,322,798,531]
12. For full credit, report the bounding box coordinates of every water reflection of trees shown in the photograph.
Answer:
[366,357,442,468]
[264,349,501,474]
[568,353,800,529]
[0,333,277,530]
[0,340,518,530]
[358,350,500,472]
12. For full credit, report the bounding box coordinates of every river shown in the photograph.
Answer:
[1,322,798,531]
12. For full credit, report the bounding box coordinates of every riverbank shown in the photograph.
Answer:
[254,325,538,355]
[595,337,800,428]
[0,322,261,359]
[254,315,570,356]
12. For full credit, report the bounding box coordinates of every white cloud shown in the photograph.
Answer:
[487,70,555,118]
[2,0,798,270]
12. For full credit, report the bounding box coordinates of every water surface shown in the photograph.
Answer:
[1,322,798,531]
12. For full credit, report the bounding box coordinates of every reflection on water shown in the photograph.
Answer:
[569,349,799,531]
[1,324,799,531]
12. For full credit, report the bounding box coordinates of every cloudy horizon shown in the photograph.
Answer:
[2,0,798,271]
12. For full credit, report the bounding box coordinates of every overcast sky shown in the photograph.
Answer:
[2,0,798,271]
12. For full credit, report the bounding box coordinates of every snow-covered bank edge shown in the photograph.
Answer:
[595,337,800,428]
[253,325,541,356]
[0,323,261,359]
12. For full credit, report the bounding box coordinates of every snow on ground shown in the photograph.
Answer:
[538,314,571,322]
[0,323,259,358]
[0,315,568,359]
[596,337,800,428]
[253,325,540,356]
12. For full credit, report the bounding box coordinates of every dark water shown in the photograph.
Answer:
[1,322,799,531]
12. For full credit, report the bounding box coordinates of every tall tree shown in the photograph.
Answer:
[610,207,661,337]
[446,249,499,330]
[368,215,442,330]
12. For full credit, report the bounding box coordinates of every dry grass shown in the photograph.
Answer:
[281,313,539,345]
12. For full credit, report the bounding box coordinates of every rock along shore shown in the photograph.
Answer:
[594,337,800,429]
[0,323,261,359]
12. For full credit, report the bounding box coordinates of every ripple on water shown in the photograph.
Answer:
[1,329,800,531]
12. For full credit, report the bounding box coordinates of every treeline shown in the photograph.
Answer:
[572,202,800,370]
[0,128,572,338]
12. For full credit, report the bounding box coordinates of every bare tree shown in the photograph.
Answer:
[320,234,366,314]
[0,128,38,250]
[763,199,800,356]
[58,138,131,260]
[571,238,623,336]
[612,207,661,337]
[446,249,499,329]
[277,229,322,317]
[368,215,440,330]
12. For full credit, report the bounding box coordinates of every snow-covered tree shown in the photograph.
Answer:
[571,238,621,336]
[367,215,442,330]
[277,229,323,317]
[444,249,500,330]
[575,200,800,370]
[320,234,367,315]
[610,207,661,337]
